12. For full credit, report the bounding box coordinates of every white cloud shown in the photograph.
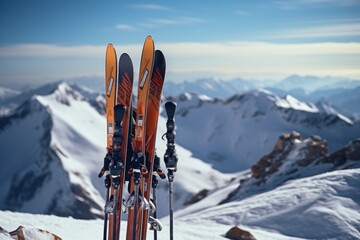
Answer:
[142,17,207,28]
[1,41,359,81]
[129,4,171,11]
[115,24,137,32]
[276,0,360,9]
[264,23,360,39]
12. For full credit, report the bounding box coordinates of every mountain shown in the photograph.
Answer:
[163,77,257,98]
[272,75,360,93]
[312,86,360,115]
[175,133,360,240]
[0,87,20,102]
[0,87,21,116]
[0,82,230,219]
[165,89,360,173]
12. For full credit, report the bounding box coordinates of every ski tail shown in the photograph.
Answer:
[140,49,166,240]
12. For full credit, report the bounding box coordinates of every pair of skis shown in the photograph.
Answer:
[100,36,171,240]
[99,43,134,240]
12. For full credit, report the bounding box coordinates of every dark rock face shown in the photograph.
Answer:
[184,189,209,206]
[224,226,257,240]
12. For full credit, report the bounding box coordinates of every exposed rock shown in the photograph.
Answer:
[224,226,256,240]
[316,139,360,166]
[184,189,209,206]
[0,226,62,240]
[251,132,335,184]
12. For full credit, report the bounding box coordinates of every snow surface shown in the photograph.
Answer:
[1,168,359,239]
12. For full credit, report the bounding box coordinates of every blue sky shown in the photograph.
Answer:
[1,0,360,87]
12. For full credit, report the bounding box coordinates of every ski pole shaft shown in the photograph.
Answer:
[132,171,140,240]
[152,175,158,240]
[112,188,118,240]
[169,180,174,240]
[103,187,110,240]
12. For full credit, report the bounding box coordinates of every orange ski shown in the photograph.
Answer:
[126,36,155,240]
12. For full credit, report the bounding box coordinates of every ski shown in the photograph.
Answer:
[98,43,117,240]
[126,36,155,240]
[140,49,166,240]
[111,53,134,240]
[163,101,178,240]
[99,45,134,240]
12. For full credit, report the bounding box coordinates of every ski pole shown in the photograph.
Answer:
[163,101,178,240]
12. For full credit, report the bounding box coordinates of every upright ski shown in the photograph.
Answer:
[99,45,134,240]
[111,53,134,240]
[140,50,166,240]
[126,36,155,240]
[99,43,117,240]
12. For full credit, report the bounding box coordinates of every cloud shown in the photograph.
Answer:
[139,17,207,28]
[0,44,104,57]
[1,41,359,81]
[264,23,360,39]
[129,4,171,11]
[115,24,137,32]
[276,0,360,9]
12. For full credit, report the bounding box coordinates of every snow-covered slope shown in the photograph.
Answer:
[0,82,230,219]
[0,87,20,102]
[0,87,21,116]
[1,163,359,239]
[168,89,360,172]
[173,133,360,239]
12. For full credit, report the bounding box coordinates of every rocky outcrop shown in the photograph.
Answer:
[224,226,256,240]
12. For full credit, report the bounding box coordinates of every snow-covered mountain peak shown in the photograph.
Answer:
[226,89,319,114]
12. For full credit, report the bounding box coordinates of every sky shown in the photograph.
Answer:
[0,0,360,88]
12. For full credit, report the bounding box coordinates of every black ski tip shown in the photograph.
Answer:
[165,101,177,119]
[152,50,166,79]
[119,53,134,82]
[114,104,126,123]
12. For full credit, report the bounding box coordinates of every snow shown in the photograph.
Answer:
[1,82,360,239]
[1,168,359,239]
[0,82,232,219]
[171,89,360,173]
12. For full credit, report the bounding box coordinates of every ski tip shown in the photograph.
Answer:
[165,101,177,119]
[119,53,134,76]
[154,50,165,61]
